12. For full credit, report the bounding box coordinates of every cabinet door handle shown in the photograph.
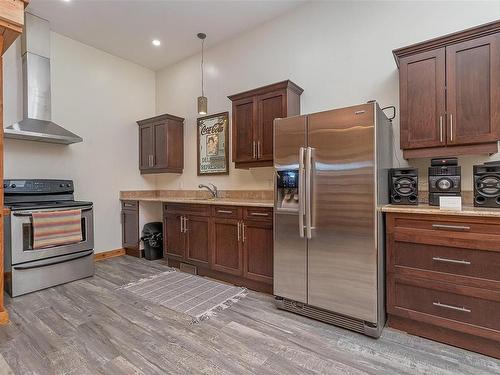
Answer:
[123,203,135,208]
[433,301,471,313]
[432,224,470,231]
[242,223,246,242]
[253,141,257,159]
[432,257,471,265]
[217,210,233,214]
[250,212,269,217]
[180,216,185,233]
[237,222,241,241]
[257,141,261,158]
[439,116,443,143]
[450,114,453,142]
[184,217,189,233]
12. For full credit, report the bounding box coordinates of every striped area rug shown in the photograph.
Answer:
[121,270,247,322]
[32,209,83,249]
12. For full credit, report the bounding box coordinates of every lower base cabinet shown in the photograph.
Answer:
[163,203,273,293]
[243,220,273,284]
[185,215,210,266]
[386,212,500,359]
[212,218,242,275]
[121,200,142,258]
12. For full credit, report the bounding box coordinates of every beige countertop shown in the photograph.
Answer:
[126,196,274,208]
[120,189,274,208]
[381,204,500,218]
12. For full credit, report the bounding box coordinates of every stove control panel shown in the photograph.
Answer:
[3,179,74,194]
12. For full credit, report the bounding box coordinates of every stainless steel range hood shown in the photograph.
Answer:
[4,13,83,144]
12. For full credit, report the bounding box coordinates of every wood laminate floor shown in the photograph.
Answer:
[1,256,499,375]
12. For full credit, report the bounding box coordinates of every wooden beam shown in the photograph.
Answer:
[0,33,7,326]
[0,0,25,30]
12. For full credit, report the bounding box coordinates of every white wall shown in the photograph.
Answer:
[3,32,156,253]
[4,1,500,253]
[155,0,500,191]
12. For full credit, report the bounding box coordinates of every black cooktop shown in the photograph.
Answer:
[4,179,92,211]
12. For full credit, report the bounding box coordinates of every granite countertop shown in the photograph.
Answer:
[380,204,500,218]
[120,189,274,208]
[128,196,274,208]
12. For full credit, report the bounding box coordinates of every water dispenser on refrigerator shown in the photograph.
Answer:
[276,170,300,210]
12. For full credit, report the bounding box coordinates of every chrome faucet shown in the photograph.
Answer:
[198,183,218,198]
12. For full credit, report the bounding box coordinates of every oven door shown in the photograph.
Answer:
[10,206,94,264]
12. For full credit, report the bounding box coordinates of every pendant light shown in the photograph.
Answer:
[197,33,207,115]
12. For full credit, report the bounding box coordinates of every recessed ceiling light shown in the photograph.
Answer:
[62,0,71,2]
[152,39,161,47]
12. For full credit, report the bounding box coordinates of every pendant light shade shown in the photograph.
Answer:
[197,96,207,115]
[197,33,207,115]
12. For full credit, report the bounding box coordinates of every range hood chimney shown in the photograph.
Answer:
[4,13,83,144]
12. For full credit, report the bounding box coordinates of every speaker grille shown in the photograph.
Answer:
[278,299,366,334]
[476,175,500,197]
[393,177,416,196]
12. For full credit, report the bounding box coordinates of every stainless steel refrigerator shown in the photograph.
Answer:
[273,102,392,338]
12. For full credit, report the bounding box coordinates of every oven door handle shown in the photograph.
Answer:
[13,250,94,270]
[13,206,93,217]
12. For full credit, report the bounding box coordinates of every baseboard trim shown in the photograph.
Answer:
[94,248,126,261]
[0,309,9,325]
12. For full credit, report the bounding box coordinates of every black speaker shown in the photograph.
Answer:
[428,159,461,206]
[389,168,418,205]
[474,162,500,208]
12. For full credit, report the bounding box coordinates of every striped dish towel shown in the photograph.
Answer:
[32,209,83,249]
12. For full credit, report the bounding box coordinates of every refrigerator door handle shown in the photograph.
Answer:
[305,146,313,239]
[298,147,305,238]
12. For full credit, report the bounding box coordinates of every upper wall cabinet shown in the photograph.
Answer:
[137,114,184,174]
[228,80,303,169]
[394,21,500,159]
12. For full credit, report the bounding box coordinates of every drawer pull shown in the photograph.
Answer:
[250,212,269,217]
[432,257,471,265]
[432,224,471,231]
[433,301,471,313]
[124,203,135,207]
[217,210,233,214]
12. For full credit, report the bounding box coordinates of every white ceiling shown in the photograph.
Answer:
[27,0,305,70]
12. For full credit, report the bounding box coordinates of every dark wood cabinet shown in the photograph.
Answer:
[228,80,302,169]
[232,97,256,164]
[394,21,500,158]
[242,219,273,285]
[399,48,446,150]
[137,114,184,174]
[164,213,185,260]
[185,215,210,266]
[212,218,242,275]
[121,200,141,257]
[446,34,500,146]
[386,212,500,359]
[163,203,273,293]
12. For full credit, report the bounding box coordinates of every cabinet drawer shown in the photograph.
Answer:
[121,200,138,210]
[164,203,210,216]
[393,216,500,236]
[393,279,500,334]
[243,207,273,221]
[392,241,500,283]
[212,206,241,219]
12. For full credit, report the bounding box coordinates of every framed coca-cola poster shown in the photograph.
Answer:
[197,112,229,175]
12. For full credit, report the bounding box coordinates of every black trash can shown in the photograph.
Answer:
[141,222,163,260]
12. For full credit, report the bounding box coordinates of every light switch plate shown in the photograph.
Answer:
[439,196,462,211]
